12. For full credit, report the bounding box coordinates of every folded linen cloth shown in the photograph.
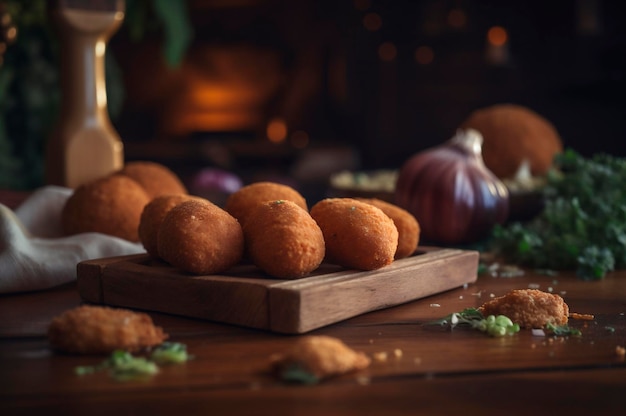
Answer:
[0,186,144,294]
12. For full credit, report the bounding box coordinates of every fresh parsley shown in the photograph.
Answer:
[75,350,158,382]
[490,149,626,280]
[545,323,582,337]
[430,307,521,337]
[75,342,190,382]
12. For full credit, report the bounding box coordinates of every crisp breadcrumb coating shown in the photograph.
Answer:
[310,198,398,270]
[478,289,569,329]
[356,198,420,259]
[243,200,325,279]
[225,182,308,228]
[48,305,168,354]
[272,335,370,381]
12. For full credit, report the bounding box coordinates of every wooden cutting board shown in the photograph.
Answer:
[77,247,479,334]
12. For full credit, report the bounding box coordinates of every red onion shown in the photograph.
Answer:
[394,129,509,244]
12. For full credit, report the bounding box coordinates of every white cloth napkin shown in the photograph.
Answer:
[0,186,145,294]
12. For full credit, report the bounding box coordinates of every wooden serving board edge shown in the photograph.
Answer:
[77,247,479,334]
[268,248,479,333]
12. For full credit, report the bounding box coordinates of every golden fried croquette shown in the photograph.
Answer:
[356,198,420,259]
[310,198,398,270]
[48,305,168,354]
[243,200,325,279]
[157,199,244,274]
[118,161,187,199]
[459,104,563,179]
[138,194,205,258]
[225,181,308,228]
[62,174,150,242]
[272,335,371,382]
[478,289,569,329]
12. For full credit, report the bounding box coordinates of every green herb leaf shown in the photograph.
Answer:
[545,323,582,337]
[429,308,520,337]
[152,0,193,67]
[491,149,626,280]
[74,343,190,381]
[151,342,191,364]
[279,364,319,385]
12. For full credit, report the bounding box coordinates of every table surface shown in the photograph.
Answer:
[1,192,625,415]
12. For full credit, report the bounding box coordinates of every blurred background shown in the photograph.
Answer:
[1,0,625,202]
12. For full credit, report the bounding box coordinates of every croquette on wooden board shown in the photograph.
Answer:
[77,247,478,334]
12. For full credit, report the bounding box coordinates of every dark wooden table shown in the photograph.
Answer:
[1,191,625,415]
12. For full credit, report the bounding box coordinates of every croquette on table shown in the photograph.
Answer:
[271,335,371,382]
[478,289,569,329]
[48,305,168,354]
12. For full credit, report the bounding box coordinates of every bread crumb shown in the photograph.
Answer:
[569,312,594,321]
[393,348,403,358]
[373,351,388,362]
[616,346,625,360]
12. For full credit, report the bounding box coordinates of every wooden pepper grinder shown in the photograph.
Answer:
[46,0,125,188]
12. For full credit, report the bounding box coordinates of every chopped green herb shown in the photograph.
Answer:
[605,326,616,333]
[75,350,158,381]
[151,342,191,364]
[430,308,520,337]
[545,323,582,337]
[490,149,626,280]
[279,364,319,385]
[74,342,190,381]
[105,350,158,381]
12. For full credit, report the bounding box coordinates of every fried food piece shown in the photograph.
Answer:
[62,174,150,242]
[356,197,420,259]
[272,335,370,382]
[119,161,187,199]
[225,181,308,228]
[48,305,168,354]
[157,199,244,274]
[478,289,569,329]
[459,104,563,179]
[243,200,325,279]
[138,194,205,258]
[310,198,398,270]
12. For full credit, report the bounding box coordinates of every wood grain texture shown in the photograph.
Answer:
[76,247,479,333]
[2,262,625,415]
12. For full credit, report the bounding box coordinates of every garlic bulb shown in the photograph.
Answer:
[394,129,509,244]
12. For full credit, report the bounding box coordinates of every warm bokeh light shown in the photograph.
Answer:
[447,8,467,29]
[290,130,309,149]
[487,26,508,46]
[267,118,288,143]
[353,0,371,11]
[363,12,382,31]
[414,46,434,65]
[378,42,397,61]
